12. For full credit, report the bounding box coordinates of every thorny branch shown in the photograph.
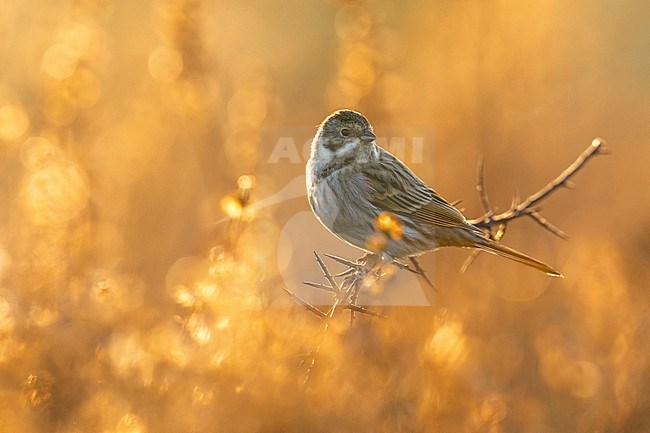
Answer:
[285,138,608,382]
[462,138,608,271]
[285,252,388,383]
[468,138,608,231]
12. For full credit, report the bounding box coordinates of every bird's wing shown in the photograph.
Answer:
[362,149,468,229]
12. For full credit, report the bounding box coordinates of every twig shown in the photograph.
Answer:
[463,138,607,272]
[347,277,362,326]
[409,257,435,290]
[528,209,569,240]
[322,253,362,270]
[460,250,480,274]
[302,281,335,292]
[314,251,341,295]
[289,251,389,382]
[389,258,415,272]
[469,138,608,230]
[476,154,492,214]
[342,304,387,318]
[282,287,326,319]
[461,155,499,273]
[335,268,357,278]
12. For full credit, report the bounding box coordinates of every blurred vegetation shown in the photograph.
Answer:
[0,0,649,432]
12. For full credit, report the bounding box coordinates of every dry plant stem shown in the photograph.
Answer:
[528,210,569,240]
[476,154,492,214]
[462,138,607,272]
[469,138,608,230]
[314,252,342,297]
[385,256,435,289]
[287,253,388,383]
[347,276,362,326]
[409,257,436,290]
[282,287,327,319]
[323,253,361,269]
[302,281,334,292]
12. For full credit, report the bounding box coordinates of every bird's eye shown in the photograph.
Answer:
[340,128,350,137]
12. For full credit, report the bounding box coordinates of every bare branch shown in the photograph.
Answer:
[390,258,415,272]
[469,138,607,229]
[519,138,606,209]
[335,268,357,278]
[409,257,435,290]
[322,253,363,271]
[302,281,335,292]
[476,154,492,214]
[342,304,387,318]
[347,277,362,326]
[462,138,606,273]
[289,252,388,325]
[460,250,481,274]
[528,210,569,240]
[314,251,341,295]
[282,287,327,319]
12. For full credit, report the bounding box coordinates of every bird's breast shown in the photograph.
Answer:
[309,171,380,248]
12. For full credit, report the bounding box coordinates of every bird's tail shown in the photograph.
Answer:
[475,238,563,277]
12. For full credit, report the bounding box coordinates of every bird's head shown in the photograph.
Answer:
[309,109,377,166]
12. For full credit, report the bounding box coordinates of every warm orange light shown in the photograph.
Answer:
[22,162,89,226]
[237,174,255,190]
[0,103,29,141]
[41,43,79,79]
[220,195,244,219]
[423,321,468,368]
[365,232,387,252]
[375,211,403,240]
[0,3,644,432]
[148,46,183,83]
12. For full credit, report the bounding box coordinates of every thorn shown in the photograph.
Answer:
[409,257,436,290]
[322,253,361,270]
[390,258,413,272]
[314,251,341,294]
[334,268,356,278]
[343,304,387,318]
[563,180,576,190]
[511,191,521,209]
[461,250,481,273]
[467,139,604,231]
[302,281,335,292]
[282,287,327,318]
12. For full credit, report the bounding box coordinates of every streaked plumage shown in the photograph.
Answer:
[306,109,561,277]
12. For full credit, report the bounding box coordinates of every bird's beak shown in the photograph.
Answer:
[360,130,377,142]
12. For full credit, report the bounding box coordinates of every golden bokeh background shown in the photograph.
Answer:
[1,0,649,432]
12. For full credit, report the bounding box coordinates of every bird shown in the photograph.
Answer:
[305,109,562,277]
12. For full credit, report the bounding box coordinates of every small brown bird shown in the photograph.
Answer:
[306,109,561,277]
